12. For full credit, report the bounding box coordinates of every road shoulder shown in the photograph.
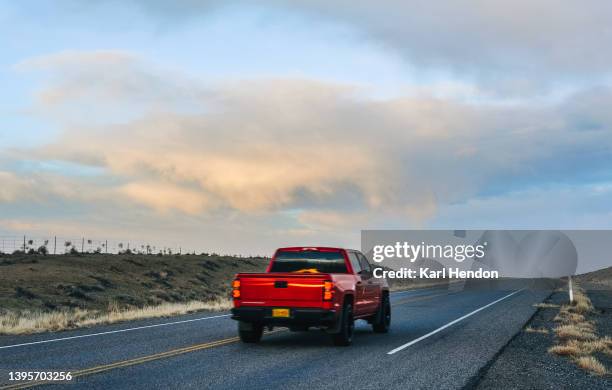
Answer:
[472,288,611,389]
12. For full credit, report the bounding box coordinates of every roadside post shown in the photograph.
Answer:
[568,275,574,304]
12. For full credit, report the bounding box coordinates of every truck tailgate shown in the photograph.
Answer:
[238,273,329,303]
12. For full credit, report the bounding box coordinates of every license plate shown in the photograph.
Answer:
[272,308,290,318]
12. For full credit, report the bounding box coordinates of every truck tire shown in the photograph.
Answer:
[238,322,263,343]
[372,294,391,333]
[331,303,354,346]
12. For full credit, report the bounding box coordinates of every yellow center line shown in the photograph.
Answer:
[1,330,285,390]
[2,292,455,389]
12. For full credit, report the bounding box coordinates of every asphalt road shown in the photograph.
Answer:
[0,282,550,390]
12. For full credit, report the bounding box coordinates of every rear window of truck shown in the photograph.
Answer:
[270,250,348,273]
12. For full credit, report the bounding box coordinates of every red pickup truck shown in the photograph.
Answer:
[231,247,390,346]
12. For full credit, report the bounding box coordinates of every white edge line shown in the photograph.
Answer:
[387,288,525,355]
[0,313,231,350]
[0,286,442,351]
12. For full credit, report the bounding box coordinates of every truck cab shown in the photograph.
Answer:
[231,247,390,346]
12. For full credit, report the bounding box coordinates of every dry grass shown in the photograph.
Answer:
[554,310,585,323]
[525,326,549,334]
[554,324,597,340]
[573,297,593,314]
[571,287,594,314]
[575,356,607,376]
[550,339,611,356]
[0,299,231,335]
[549,344,580,356]
[578,338,612,355]
[533,302,559,309]
[546,282,610,376]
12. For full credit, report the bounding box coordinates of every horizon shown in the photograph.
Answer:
[1,1,612,272]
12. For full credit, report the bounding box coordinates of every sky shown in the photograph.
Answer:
[1,1,612,268]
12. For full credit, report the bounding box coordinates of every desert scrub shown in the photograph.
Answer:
[554,311,585,323]
[571,286,594,314]
[575,356,607,376]
[532,302,559,309]
[546,282,609,376]
[525,326,549,334]
[548,343,581,356]
[554,323,597,340]
[0,299,231,335]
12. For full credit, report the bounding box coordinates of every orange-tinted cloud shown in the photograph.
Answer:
[6,50,612,234]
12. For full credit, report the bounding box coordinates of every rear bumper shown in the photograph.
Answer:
[231,306,337,327]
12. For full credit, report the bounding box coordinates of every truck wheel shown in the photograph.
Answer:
[238,322,263,343]
[331,303,354,346]
[372,294,391,333]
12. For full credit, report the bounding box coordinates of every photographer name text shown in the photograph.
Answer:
[373,267,499,279]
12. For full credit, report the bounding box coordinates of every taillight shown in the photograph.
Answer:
[232,279,240,299]
[323,280,333,301]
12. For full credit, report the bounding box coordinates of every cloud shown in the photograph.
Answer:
[5,50,612,235]
[96,0,612,93]
[0,171,36,202]
[15,50,206,125]
[283,1,612,80]
[0,168,114,206]
[297,210,369,231]
[431,182,612,274]
[15,50,135,70]
[120,181,210,214]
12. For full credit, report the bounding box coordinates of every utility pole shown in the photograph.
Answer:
[81,237,84,253]
[54,236,57,255]
[105,240,108,254]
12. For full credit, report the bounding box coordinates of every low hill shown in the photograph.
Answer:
[0,253,268,313]
[575,266,612,289]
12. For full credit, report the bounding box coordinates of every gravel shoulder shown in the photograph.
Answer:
[473,287,611,389]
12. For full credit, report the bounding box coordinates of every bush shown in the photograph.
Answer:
[14,287,38,300]
[37,246,48,255]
